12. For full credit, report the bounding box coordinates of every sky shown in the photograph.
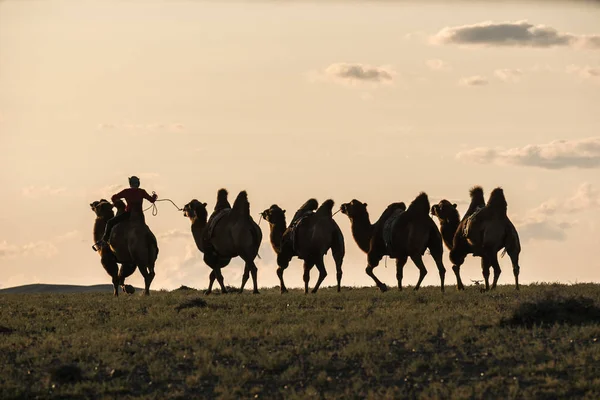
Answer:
[1,0,599,291]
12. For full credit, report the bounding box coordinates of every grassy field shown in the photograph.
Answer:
[1,283,600,399]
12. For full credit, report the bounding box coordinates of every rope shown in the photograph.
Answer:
[332,208,342,217]
[143,198,183,216]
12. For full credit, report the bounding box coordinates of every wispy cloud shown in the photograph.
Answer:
[566,65,600,83]
[22,186,67,198]
[515,183,599,242]
[494,68,523,82]
[431,20,599,50]
[459,75,489,86]
[0,240,59,259]
[158,229,191,241]
[426,59,451,71]
[311,63,396,86]
[456,137,600,169]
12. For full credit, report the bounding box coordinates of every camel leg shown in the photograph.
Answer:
[239,264,251,293]
[303,261,315,294]
[481,257,491,291]
[489,252,502,290]
[508,250,520,290]
[277,266,289,294]
[250,261,260,294]
[366,252,388,292]
[311,258,328,294]
[428,231,446,292]
[118,263,137,294]
[452,265,465,291]
[395,255,408,291]
[214,268,228,294]
[205,270,216,295]
[331,228,345,293]
[137,265,152,296]
[410,255,428,291]
[100,254,119,296]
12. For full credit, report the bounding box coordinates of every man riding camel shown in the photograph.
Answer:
[93,176,157,251]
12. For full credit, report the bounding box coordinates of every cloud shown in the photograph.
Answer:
[514,183,599,242]
[456,137,600,169]
[426,59,450,71]
[22,186,67,198]
[317,63,396,85]
[459,75,489,86]
[566,65,600,82]
[431,20,600,50]
[0,240,59,259]
[564,183,600,212]
[579,35,600,50]
[494,68,523,82]
[158,229,191,241]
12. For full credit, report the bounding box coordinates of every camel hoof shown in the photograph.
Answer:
[204,290,212,296]
[379,284,388,293]
[253,290,260,295]
[123,285,135,295]
[280,288,288,294]
[238,289,244,294]
[143,290,150,296]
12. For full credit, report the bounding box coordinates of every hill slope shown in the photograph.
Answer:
[0,283,144,294]
[1,284,599,399]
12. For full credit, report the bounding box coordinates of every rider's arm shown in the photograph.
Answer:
[111,189,127,204]
[142,189,157,203]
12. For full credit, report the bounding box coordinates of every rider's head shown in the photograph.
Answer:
[128,176,140,188]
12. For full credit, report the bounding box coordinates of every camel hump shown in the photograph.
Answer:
[316,199,335,217]
[299,198,319,213]
[215,188,231,212]
[232,190,250,216]
[464,186,486,218]
[470,186,484,201]
[407,192,430,216]
[487,187,508,215]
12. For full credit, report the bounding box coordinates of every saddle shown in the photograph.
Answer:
[382,209,405,252]
[205,208,231,241]
[284,211,313,253]
[463,206,483,237]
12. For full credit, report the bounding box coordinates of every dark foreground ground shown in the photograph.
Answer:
[1,283,599,399]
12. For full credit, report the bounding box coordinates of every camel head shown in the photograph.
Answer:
[431,200,458,222]
[183,199,208,221]
[340,199,368,218]
[113,199,127,215]
[90,199,115,219]
[261,204,286,225]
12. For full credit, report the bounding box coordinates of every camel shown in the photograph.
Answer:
[260,198,345,294]
[341,193,446,292]
[90,199,158,296]
[431,186,521,291]
[183,189,262,295]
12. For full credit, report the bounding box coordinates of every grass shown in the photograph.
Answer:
[1,283,600,399]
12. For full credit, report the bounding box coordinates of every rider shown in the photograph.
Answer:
[93,176,157,250]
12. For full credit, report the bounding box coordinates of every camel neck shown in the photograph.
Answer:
[190,216,207,251]
[349,214,373,253]
[440,213,460,250]
[93,217,109,242]
[269,219,287,254]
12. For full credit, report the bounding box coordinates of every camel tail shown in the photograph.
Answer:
[407,192,430,216]
[487,187,508,216]
[232,190,250,216]
[316,199,335,217]
[215,188,231,211]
